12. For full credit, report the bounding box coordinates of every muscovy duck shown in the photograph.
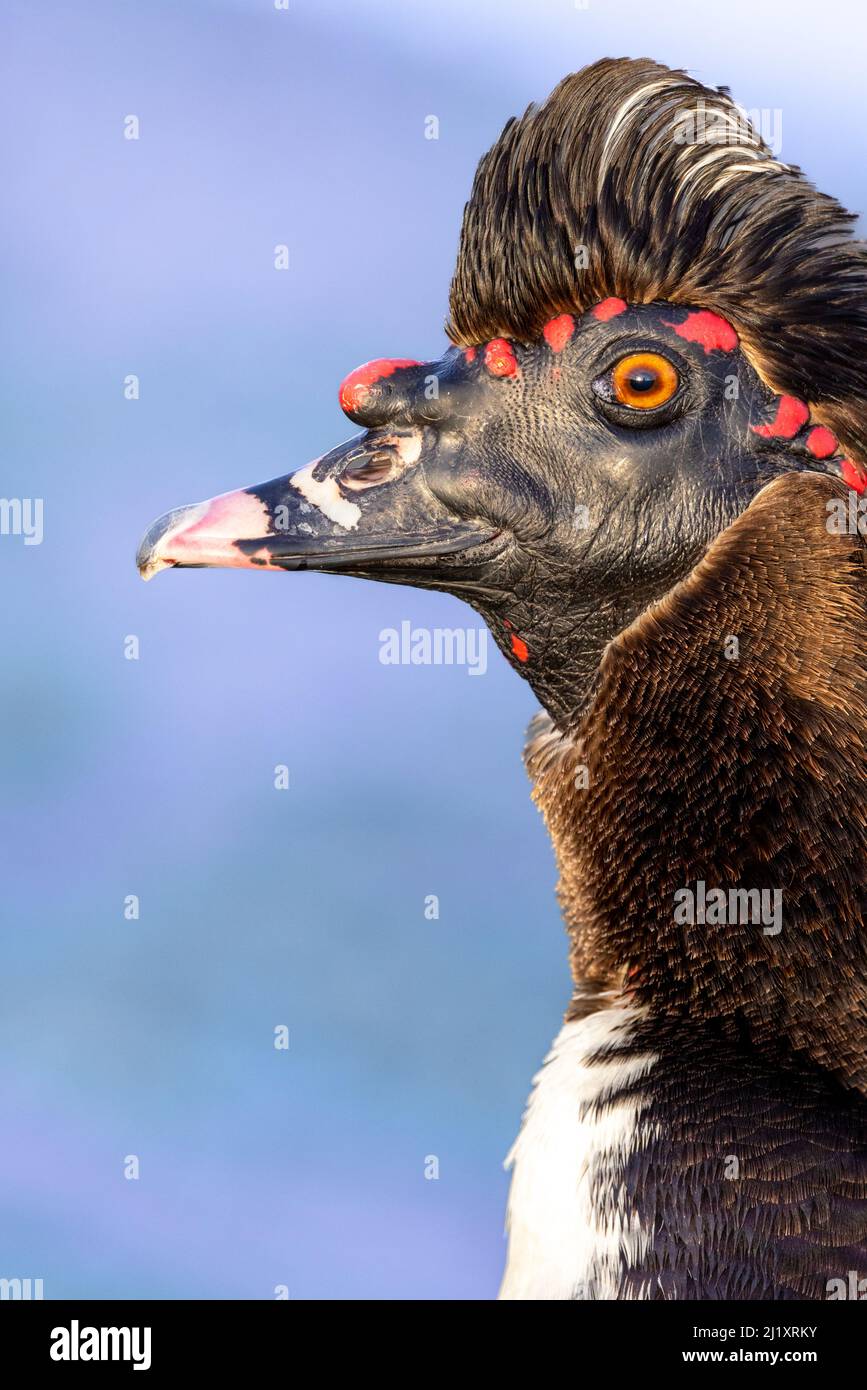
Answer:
[137,57,867,1300]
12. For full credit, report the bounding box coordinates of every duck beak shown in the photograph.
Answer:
[136,432,498,583]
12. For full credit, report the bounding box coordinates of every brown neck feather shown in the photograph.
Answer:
[527,472,867,1093]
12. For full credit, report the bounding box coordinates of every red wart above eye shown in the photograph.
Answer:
[751,394,810,440]
[806,426,838,459]
[662,310,738,353]
[543,315,576,352]
[484,339,518,378]
[840,459,867,494]
[592,298,627,322]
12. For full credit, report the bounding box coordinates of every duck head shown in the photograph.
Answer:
[136,299,857,725]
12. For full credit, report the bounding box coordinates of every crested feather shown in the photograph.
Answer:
[447,57,867,468]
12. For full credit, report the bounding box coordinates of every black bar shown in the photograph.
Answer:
[2,1298,862,1374]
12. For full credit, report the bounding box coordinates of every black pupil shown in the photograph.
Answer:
[627,369,658,393]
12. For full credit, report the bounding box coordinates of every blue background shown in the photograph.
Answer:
[2,0,864,1299]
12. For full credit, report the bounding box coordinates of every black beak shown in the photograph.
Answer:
[136,431,498,583]
[137,349,518,597]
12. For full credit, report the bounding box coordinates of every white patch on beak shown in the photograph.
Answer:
[394,432,422,465]
[290,462,362,531]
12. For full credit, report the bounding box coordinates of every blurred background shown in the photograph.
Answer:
[1,0,864,1299]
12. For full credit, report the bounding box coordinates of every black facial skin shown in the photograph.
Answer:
[137,301,829,728]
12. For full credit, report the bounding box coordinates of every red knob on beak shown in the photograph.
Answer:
[338,358,421,423]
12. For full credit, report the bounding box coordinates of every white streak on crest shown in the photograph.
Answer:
[598,79,684,185]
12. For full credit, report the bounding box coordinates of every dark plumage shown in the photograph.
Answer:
[138,57,867,1300]
[526,471,867,1297]
[448,58,867,470]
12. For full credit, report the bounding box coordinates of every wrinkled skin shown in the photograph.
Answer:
[137,301,835,723]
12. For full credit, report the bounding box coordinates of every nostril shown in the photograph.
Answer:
[340,431,423,490]
[340,455,394,489]
[341,452,397,489]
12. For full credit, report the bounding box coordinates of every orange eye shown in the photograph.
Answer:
[611,353,679,409]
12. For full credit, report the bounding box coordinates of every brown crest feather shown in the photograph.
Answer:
[448,57,867,469]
